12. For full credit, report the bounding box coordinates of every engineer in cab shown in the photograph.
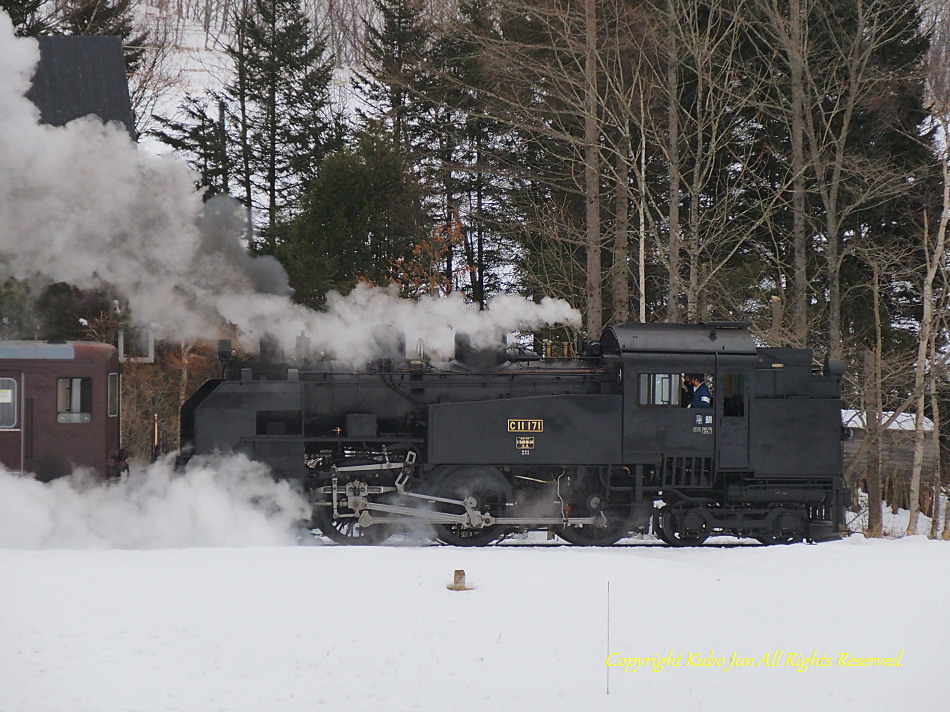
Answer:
[683,374,712,408]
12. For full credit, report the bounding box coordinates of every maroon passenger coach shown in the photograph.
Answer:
[0,341,125,481]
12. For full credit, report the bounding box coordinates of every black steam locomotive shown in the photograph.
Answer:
[179,322,849,546]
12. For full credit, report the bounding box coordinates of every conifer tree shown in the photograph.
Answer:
[276,126,427,305]
[0,0,53,35]
[354,0,432,154]
[751,0,934,356]
[426,0,507,306]
[224,0,340,245]
[58,0,149,73]
[349,0,445,294]
[151,95,229,201]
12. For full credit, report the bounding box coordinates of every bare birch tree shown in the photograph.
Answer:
[627,0,782,323]
[758,0,930,359]
[908,1,950,533]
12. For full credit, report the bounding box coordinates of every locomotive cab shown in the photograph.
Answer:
[603,323,846,544]
[603,322,757,485]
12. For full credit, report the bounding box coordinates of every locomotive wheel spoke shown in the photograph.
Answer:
[431,467,511,547]
[310,467,390,545]
[311,503,387,545]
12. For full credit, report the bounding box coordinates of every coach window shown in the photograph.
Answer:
[57,377,92,424]
[0,378,16,428]
[108,373,119,417]
[720,373,747,417]
[638,373,678,406]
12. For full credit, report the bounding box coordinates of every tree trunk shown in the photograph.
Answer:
[907,387,927,536]
[865,349,882,537]
[638,99,647,324]
[476,134,485,309]
[235,17,254,243]
[826,224,843,360]
[179,341,191,407]
[612,127,631,324]
[583,0,602,336]
[665,48,681,323]
[929,337,942,539]
[908,156,949,534]
[266,10,278,243]
[789,0,808,345]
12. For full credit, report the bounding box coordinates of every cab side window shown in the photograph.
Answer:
[720,373,747,417]
[638,373,678,406]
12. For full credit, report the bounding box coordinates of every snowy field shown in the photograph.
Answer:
[1,461,946,712]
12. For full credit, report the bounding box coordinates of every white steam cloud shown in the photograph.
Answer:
[0,13,581,360]
[0,455,311,549]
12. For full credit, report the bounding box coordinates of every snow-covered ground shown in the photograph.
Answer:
[0,460,945,712]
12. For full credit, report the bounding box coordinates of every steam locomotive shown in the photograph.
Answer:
[179,322,849,546]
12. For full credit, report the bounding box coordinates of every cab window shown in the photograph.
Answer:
[638,373,678,406]
[720,373,747,417]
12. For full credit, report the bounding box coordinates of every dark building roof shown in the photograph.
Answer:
[26,35,135,137]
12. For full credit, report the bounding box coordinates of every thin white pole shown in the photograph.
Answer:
[606,581,611,695]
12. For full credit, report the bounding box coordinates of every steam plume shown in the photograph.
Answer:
[0,13,580,360]
[0,455,311,549]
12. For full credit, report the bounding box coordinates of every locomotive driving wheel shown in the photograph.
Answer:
[312,504,388,545]
[310,471,389,545]
[555,475,634,546]
[430,467,512,546]
[657,503,710,546]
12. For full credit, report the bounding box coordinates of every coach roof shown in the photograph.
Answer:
[601,322,757,355]
[0,341,76,360]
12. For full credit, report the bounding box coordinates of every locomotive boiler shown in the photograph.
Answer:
[179,322,849,546]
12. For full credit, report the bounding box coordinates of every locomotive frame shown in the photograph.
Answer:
[179,322,849,546]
